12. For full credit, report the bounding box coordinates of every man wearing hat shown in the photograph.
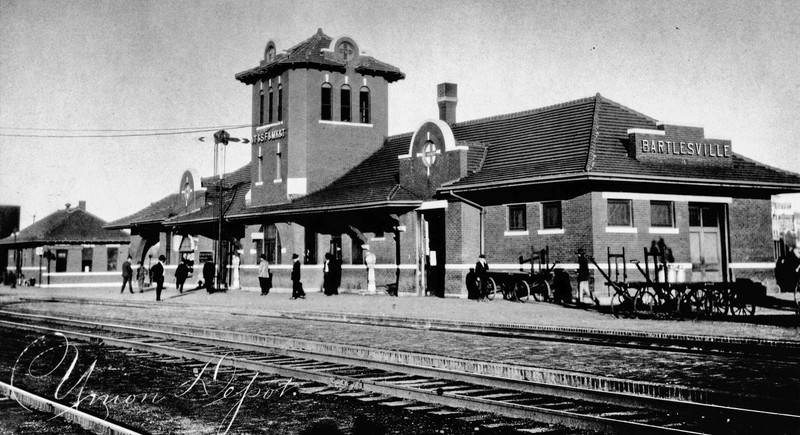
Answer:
[151,254,166,301]
[475,254,489,301]
[291,253,305,299]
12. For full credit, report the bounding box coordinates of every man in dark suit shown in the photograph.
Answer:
[291,253,305,299]
[475,254,489,301]
[151,254,166,301]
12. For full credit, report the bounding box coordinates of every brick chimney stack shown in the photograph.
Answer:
[437,83,457,124]
[78,201,86,211]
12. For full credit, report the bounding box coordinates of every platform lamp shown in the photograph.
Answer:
[214,129,230,292]
[12,230,19,288]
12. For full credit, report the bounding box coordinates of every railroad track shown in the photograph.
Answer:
[1,310,798,434]
[15,296,800,359]
[276,310,800,360]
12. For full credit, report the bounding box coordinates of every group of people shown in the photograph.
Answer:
[120,256,157,295]
[120,254,192,301]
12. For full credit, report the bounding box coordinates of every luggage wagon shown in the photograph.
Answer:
[589,247,765,319]
[468,247,557,303]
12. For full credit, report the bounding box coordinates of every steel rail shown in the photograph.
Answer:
[278,310,800,358]
[0,381,144,435]
[2,318,701,435]
[2,311,799,434]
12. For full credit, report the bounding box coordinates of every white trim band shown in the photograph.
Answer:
[648,227,680,234]
[504,230,530,237]
[537,228,565,235]
[602,191,732,204]
[605,226,638,234]
[319,120,373,128]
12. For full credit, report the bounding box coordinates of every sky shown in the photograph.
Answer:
[1,0,799,227]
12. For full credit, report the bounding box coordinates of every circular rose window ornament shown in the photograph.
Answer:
[333,37,359,64]
[421,141,438,176]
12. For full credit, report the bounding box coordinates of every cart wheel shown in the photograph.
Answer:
[485,277,496,301]
[634,287,657,318]
[610,292,628,318]
[678,289,704,320]
[794,280,800,316]
[706,287,728,317]
[728,291,756,316]
[531,281,550,302]
[515,280,531,302]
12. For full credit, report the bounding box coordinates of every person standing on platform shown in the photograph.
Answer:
[151,255,165,301]
[258,254,271,295]
[174,259,189,294]
[203,260,216,294]
[364,246,377,293]
[291,253,305,299]
[576,249,598,306]
[136,261,147,292]
[120,256,134,294]
[475,254,489,302]
[323,253,333,296]
[231,252,241,290]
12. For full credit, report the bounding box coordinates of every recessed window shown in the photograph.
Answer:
[359,86,370,123]
[608,199,633,227]
[650,201,674,227]
[259,89,265,125]
[277,85,283,122]
[508,204,527,231]
[81,247,93,272]
[257,224,281,264]
[305,230,317,264]
[268,88,274,123]
[340,85,351,122]
[107,247,118,271]
[321,83,332,121]
[542,201,562,229]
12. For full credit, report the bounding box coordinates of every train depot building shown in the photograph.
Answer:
[108,29,800,297]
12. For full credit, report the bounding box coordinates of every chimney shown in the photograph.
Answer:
[78,201,86,211]
[437,82,457,124]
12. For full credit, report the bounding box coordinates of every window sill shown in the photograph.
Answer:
[605,226,637,234]
[255,181,264,186]
[504,230,529,237]
[255,120,284,131]
[537,228,564,235]
[319,120,373,127]
[273,179,282,184]
[648,227,679,234]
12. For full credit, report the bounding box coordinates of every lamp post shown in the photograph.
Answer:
[12,230,19,288]
[214,130,230,292]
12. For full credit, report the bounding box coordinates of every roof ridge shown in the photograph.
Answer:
[597,95,658,123]
[584,93,604,171]
[451,95,598,128]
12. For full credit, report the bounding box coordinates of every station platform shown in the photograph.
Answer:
[1,283,798,341]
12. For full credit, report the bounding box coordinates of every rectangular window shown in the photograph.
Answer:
[107,247,118,271]
[275,142,282,181]
[321,86,332,121]
[257,146,263,183]
[351,237,363,264]
[268,90,274,123]
[650,201,674,227]
[359,89,370,123]
[607,199,632,227]
[259,91,264,125]
[81,247,93,272]
[541,201,562,229]
[507,204,527,231]
[277,87,283,122]
[56,249,68,272]
[340,87,351,122]
[304,230,317,264]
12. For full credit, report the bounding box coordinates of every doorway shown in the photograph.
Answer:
[689,203,727,282]
[419,210,445,297]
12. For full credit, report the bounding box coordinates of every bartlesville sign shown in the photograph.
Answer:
[628,124,733,166]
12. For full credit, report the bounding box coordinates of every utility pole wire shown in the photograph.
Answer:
[0,125,251,139]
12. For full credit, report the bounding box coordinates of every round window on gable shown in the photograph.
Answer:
[264,41,277,62]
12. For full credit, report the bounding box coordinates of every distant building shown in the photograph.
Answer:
[0,205,21,284]
[0,201,130,287]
